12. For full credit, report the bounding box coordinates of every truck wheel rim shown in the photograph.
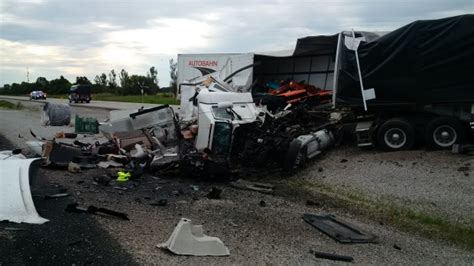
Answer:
[384,128,406,149]
[433,125,456,147]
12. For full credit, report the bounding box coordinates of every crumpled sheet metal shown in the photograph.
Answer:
[0,158,49,224]
[158,218,230,256]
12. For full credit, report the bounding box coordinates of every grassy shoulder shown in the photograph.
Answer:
[0,100,23,109]
[283,178,474,251]
[49,93,179,105]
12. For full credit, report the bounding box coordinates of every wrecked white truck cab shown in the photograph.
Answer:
[179,74,334,170]
[193,90,265,154]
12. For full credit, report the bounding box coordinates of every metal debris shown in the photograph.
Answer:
[230,179,275,194]
[65,203,129,221]
[303,213,378,244]
[309,249,354,262]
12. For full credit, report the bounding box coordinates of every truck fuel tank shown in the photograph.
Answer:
[284,129,334,170]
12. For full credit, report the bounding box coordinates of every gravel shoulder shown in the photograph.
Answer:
[298,146,474,226]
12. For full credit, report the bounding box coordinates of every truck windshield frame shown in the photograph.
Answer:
[211,106,233,120]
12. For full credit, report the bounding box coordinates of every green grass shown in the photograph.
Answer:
[285,178,474,251]
[0,100,23,109]
[48,93,180,105]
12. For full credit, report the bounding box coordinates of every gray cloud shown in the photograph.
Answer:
[0,0,472,86]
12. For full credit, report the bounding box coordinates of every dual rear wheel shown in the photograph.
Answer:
[376,117,465,151]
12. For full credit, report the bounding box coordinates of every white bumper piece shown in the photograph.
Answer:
[0,157,49,224]
[158,218,230,256]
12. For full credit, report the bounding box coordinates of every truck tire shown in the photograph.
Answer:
[377,118,415,151]
[425,117,465,150]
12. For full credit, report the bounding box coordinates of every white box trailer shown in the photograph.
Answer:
[177,53,255,90]
[178,36,339,120]
[177,40,338,93]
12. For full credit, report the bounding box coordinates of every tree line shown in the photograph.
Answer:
[0,63,177,96]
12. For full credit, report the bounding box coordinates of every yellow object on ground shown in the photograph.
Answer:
[117,171,131,182]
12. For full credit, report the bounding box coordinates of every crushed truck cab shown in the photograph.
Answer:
[194,90,265,154]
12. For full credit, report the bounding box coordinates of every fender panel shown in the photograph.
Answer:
[0,158,49,224]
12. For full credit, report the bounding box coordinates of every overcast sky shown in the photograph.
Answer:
[0,0,472,87]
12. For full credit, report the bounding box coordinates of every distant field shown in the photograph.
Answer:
[0,100,22,109]
[50,93,180,105]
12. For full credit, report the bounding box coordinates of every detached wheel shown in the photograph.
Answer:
[377,118,415,151]
[425,117,465,149]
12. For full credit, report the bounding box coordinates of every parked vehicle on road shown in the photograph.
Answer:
[30,91,47,100]
[69,84,91,103]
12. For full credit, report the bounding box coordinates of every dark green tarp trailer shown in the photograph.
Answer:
[335,15,474,107]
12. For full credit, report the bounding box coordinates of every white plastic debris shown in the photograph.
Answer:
[97,160,123,168]
[131,144,147,159]
[158,218,230,256]
[0,157,49,224]
[25,141,44,156]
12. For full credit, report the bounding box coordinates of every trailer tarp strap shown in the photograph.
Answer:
[345,30,376,111]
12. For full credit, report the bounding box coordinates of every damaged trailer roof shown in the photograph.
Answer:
[336,14,474,106]
[291,34,339,56]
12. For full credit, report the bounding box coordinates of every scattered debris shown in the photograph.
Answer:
[457,166,469,172]
[340,159,348,163]
[75,115,99,134]
[54,131,78,138]
[150,199,168,206]
[309,249,354,262]
[207,187,222,199]
[97,160,123,168]
[393,244,402,250]
[68,240,83,246]
[30,128,47,141]
[25,141,44,156]
[452,144,474,155]
[303,213,377,243]
[190,185,200,191]
[158,218,230,256]
[306,200,320,207]
[65,203,129,221]
[93,175,112,186]
[117,171,131,182]
[44,193,69,199]
[230,179,275,194]
[68,162,81,173]
[4,227,25,231]
[45,141,83,167]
